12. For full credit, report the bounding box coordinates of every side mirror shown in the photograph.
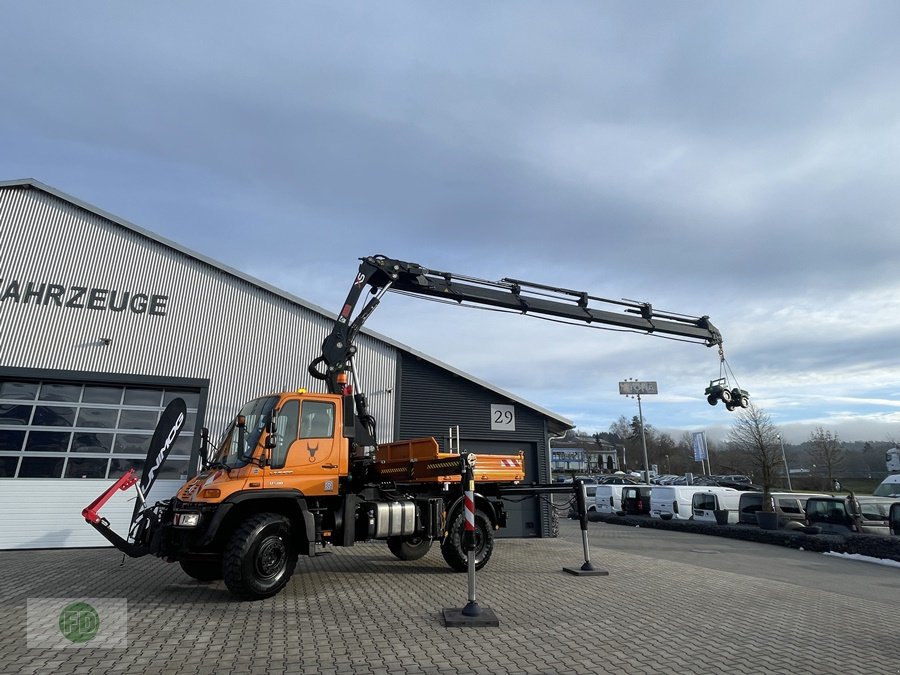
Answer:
[237,415,251,461]
[199,427,212,468]
[264,417,278,450]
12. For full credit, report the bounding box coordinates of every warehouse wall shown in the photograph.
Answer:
[0,181,567,549]
[0,184,397,548]
[396,353,554,537]
[0,186,397,439]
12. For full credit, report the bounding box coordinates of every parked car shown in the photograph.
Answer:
[620,485,653,516]
[805,495,897,535]
[714,474,752,486]
[596,475,638,485]
[738,491,827,530]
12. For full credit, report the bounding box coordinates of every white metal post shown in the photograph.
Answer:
[778,434,792,491]
[637,394,651,484]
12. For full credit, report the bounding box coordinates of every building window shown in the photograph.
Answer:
[0,377,200,480]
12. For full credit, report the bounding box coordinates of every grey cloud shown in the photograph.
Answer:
[1,2,899,440]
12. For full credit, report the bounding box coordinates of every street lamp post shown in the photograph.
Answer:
[777,433,792,491]
[619,379,658,484]
[636,394,650,484]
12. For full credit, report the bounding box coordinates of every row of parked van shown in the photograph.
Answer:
[587,482,900,536]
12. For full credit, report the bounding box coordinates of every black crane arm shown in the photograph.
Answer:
[309,255,722,397]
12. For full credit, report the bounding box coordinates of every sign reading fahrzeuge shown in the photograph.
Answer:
[0,277,170,316]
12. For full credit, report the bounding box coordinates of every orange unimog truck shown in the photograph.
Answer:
[84,255,731,600]
[168,392,526,599]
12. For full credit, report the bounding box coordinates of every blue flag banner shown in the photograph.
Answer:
[692,431,708,462]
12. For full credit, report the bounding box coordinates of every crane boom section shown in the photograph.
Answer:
[380,259,721,345]
[311,255,722,399]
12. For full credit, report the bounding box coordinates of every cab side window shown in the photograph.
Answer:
[777,499,802,515]
[300,401,335,439]
[270,400,300,469]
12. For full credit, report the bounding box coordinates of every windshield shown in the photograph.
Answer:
[873,480,900,498]
[857,500,890,520]
[214,396,278,468]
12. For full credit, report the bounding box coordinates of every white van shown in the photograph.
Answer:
[594,484,627,515]
[567,483,600,518]
[691,487,744,524]
[873,474,900,498]
[650,485,710,520]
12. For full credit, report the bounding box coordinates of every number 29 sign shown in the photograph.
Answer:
[490,404,516,431]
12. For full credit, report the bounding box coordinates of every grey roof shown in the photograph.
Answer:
[0,178,573,434]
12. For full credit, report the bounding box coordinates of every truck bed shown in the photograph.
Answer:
[374,437,525,484]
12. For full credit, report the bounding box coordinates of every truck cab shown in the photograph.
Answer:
[176,391,348,506]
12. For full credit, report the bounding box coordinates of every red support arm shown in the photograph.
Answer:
[82,468,139,524]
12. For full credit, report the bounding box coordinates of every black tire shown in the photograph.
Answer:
[386,535,433,561]
[440,508,494,572]
[707,394,718,406]
[720,388,732,403]
[740,395,749,408]
[223,513,297,600]
[179,558,222,582]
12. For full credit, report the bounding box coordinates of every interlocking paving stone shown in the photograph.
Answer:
[0,518,897,674]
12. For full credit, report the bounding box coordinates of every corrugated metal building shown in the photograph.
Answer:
[0,179,571,549]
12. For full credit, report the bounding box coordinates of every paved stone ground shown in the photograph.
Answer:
[0,518,897,675]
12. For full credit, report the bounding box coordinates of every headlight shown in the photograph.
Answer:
[174,513,201,527]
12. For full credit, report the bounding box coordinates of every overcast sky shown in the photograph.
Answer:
[2,2,899,445]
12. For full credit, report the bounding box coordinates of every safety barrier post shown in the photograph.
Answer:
[563,478,609,576]
[442,452,499,627]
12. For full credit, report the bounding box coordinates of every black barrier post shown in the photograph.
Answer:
[563,479,609,576]
[442,452,500,627]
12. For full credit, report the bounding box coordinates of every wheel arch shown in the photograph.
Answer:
[203,491,315,556]
[445,492,502,530]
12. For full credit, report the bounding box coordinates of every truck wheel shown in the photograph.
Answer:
[179,558,222,582]
[386,535,433,560]
[720,388,732,403]
[440,508,494,572]
[707,394,718,406]
[223,513,297,600]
